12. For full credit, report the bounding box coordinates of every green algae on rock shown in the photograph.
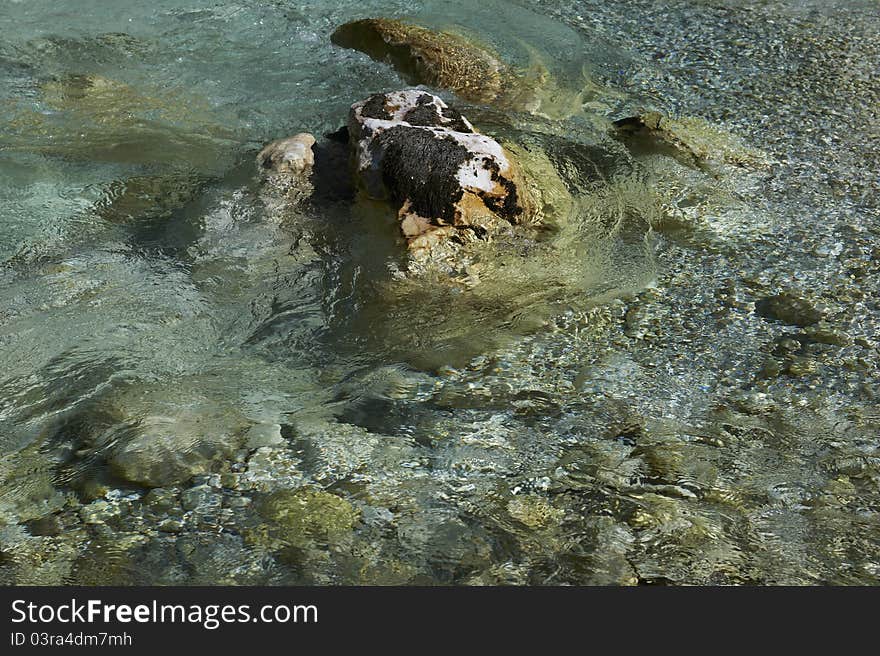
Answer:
[613,111,772,171]
[257,487,360,548]
[332,18,508,104]
[330,17,593,118]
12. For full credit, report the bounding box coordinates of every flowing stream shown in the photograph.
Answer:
[0,0,878,585]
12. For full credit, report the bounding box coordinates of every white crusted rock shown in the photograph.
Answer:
[347,90,535,255]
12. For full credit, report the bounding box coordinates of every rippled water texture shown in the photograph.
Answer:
[0,0,878,585]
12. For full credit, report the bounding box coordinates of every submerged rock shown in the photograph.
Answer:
[18,32,158,71]
[245,423,285,450]
[1,70,239,262]
[92,172,208,224]
[348,90,535,256]
[257,487,360,548]
[507,494,564,530]
[613,111,771,170]
[104,388,248,488]
[28,73,239,171]
[332,19,508,104]
[755,292,824,327]
[108,413,238,488]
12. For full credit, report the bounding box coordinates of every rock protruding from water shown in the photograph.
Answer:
[257,130,355,205]
[331,19,507,104]
[348,90,534,256]
[257,132,316,177]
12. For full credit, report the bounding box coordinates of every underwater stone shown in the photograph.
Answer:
[755,292,823,327]
[143,488,179,513]
[507,495,564,529]
[396,511,493,580]
[257,487,360,548]
[613,111,771,169]
[110,433,219,488]
[78,499,118,525]
[33,73,239,172]
[331,19,507,104]
[180,484,217,512]
[785,356,820,377]
[348,89,533,255]
[245,423,285,450]
[92,172,209,224]
[108,404,245,489]
[157,519,183,533]
[798,323,851,346]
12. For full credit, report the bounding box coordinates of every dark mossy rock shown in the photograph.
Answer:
[348,89,534,255]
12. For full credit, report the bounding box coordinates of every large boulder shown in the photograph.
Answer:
[348,89,535,257]
[332,18,602,119]
[332,19,508,104]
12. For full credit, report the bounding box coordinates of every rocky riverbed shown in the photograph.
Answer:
[0,0,878,585]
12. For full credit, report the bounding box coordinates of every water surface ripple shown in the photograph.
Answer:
[0,0,877,585]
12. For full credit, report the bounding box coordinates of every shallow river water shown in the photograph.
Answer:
[0,0,878,585]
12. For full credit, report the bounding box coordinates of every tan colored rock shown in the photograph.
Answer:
[257,133,316,176]
[332,18,507,104]
[256,132,318,208]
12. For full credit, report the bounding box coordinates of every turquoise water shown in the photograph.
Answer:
[0,0,878,585]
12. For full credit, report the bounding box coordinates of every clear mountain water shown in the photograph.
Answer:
[0,0,878,585]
